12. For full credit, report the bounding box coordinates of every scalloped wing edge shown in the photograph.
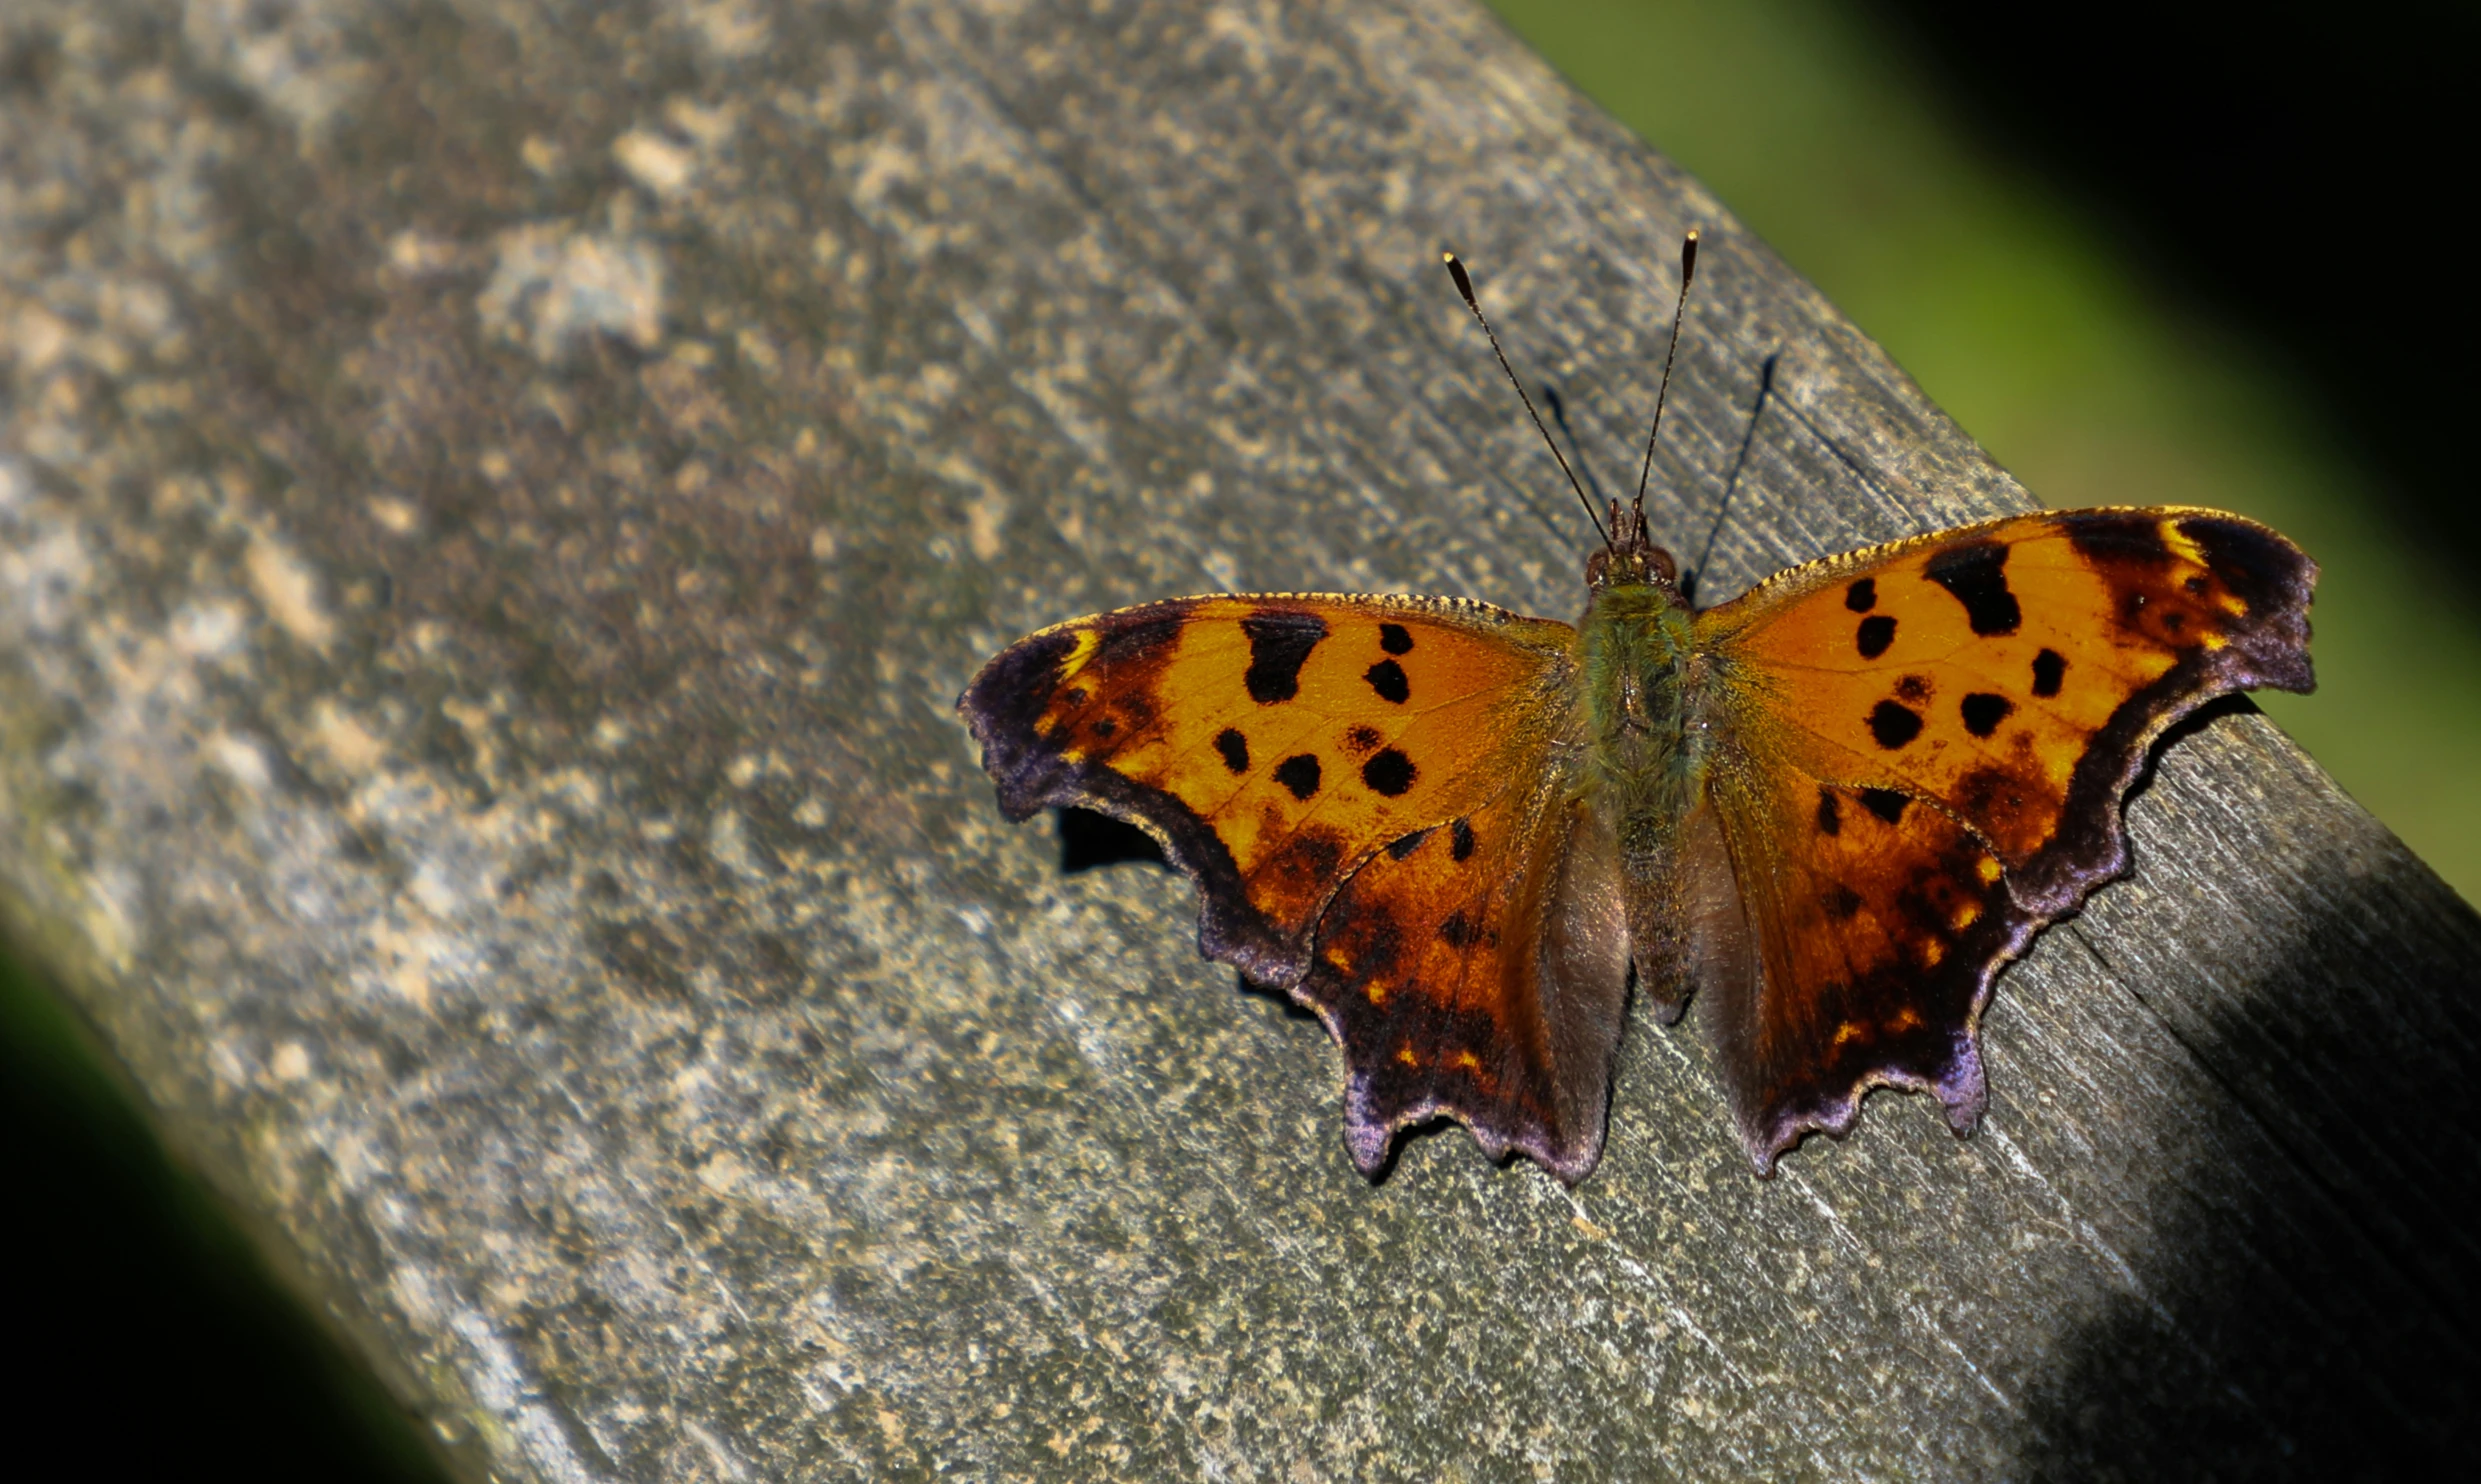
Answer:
[1738,892,2043,1175]
[1342,1078,1609,1185]
[1233,954,1609,1184]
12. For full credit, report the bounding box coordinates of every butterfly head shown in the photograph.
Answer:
[1586,497,1682,595]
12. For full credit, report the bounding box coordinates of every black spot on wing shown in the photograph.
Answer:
[1364,658,1410,704]
[1361,748,1416,797]
[2032,648,2066,698]
[1345,725,1382,753]
[1437,911,1475,947]
[1274,753,1322,800]
[1923,542,2022,636]
[1895,674,1931,703]
[1095,612,1184,671]
[1378,622,1414,655]
[1241,611,1327,704]
[1450,818,1476,861]
[1215,728,1250,774]
[2066,511,2173,566]
[1869,700,1925,749]
[1091,717,1116,738]
[1385,827,1432,860]
[1961,692,2015,738]
[1857,614,1897,659]
[2182,514,2305,613]
[1816,788,1841,836]
[1859,788,1910,825]
[1826,885,1863,920]
[1846,578,1877,613]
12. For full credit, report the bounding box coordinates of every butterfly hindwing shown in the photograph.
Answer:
[962,593,1627,1173]
[1697,756,2034,1164]
[1303,775,1630,1181]
[1692,507,2315,1166]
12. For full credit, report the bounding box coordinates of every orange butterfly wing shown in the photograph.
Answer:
[1691,507,2317,1167]
[960,595,1626,1177]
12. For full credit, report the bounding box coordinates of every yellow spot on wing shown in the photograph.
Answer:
[1922,940,1946,967]
[1396,1045,1420,1068]
[1889,1006,1921,1032]
[1832,1022,1861,1049]
[1952,901,1981,931]
[1976,857,2003,885]
[2164,516,2247,628]
[1055,626,1101,681]
[1451,1050,1481,1072]
[2159,518,2208,569]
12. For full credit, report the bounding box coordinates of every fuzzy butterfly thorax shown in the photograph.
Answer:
[960,500,2315,1182]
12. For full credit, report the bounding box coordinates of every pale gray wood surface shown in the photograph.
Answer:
[2,0,2473,1477]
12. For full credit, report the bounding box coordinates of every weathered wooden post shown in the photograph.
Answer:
[3,0,2471,1475]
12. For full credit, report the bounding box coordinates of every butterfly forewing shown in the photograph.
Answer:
[1701,508,2313,912]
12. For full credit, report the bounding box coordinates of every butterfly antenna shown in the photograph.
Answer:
[1631,229,1702,524]
[1444,252,1610,549]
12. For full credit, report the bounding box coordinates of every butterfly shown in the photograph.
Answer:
[958,235,2316,1181]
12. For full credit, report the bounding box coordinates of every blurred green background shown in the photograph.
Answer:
[1487,0,2480,905]
[2,0,2467,1472]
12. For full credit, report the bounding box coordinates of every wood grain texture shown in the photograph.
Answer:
[1,0,2473,1477]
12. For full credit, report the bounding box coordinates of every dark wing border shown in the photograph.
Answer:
[2012,512,2314,914]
